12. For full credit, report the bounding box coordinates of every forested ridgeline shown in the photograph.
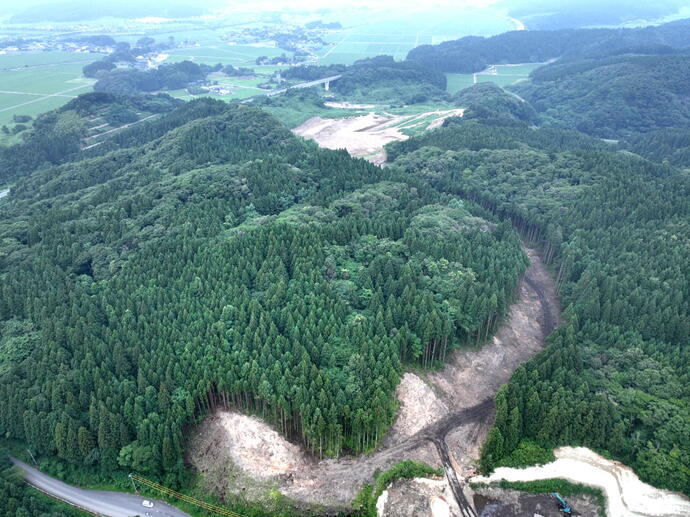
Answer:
[0,92,180,184]
[451,83,538,124]
[406,18,690,73]
[281,55,448,104]
[511,53,690,138]
[622,128,690,168]
[386,117,690,495]
[0,97,527,493]
[445,70,690,162]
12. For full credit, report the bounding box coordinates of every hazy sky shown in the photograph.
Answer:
[1,0,688,24]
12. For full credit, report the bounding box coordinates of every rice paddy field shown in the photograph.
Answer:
[315,6,517,65]
[163,44,288,66]
[445,63,545,94]
[0,51,102,127]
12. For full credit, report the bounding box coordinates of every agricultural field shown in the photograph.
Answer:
[445,63,545,94]
[316,6,516,65]
[0,51,103,130]
[164,44,289,66]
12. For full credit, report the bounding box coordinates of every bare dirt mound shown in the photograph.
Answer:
[378,477,463,517]
[188,249,559,510]
[388,372,449,441]
[215,412,307,479]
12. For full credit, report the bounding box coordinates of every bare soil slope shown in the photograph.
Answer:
[188,248,559,511]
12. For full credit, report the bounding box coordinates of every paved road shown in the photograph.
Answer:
[11,458,191,517]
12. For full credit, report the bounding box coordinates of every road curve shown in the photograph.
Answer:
[11,458,191,517]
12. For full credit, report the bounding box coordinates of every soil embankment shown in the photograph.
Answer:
[188,248,559,511]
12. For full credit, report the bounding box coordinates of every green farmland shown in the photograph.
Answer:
[164,44,289,66]
[0,51,102,128]
[446,63,545,94]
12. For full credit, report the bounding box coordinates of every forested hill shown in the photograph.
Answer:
[281,55,448,104]
[0,92,180,184]
[386,116,690,495]
[406,18,690,73]
[0,95,528,502]
[512,53,690,138]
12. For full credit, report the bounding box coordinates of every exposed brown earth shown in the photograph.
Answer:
[292,108,464,165]
[187,248,559,512]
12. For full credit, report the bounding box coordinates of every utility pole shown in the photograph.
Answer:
[26,449,38,467]
[129,473,139,494]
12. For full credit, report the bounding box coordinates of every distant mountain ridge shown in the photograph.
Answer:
[406,18,690,73]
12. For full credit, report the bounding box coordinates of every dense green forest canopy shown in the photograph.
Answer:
[623,128,690,168]
[386,115,690,495]
[93,61,218,95]
[512,53,690,137]
[281,56,448,104]
[452,83,538,124]
[0,96,527,500]
[3,13,690,514]
[406,18,690,73]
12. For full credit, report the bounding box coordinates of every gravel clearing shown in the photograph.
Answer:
[377,477,462,517]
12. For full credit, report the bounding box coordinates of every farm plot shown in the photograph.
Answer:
[446,62,546,94]
[0,52,102,126]
[164,44,288,66]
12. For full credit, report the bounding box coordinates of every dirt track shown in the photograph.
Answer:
[188,248,560,512]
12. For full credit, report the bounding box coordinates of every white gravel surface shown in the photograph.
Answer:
[472,446,690,517]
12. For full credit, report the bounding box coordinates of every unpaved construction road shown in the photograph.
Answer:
[189,248,560,512]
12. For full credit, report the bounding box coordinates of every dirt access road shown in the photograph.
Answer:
[189,248,560,512]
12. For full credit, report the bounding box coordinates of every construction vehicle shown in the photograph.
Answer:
[551,493,572,514]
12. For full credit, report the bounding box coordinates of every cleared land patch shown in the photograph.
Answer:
[292,108,464,164]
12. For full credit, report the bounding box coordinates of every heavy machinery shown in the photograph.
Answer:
[551,492,572,514]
